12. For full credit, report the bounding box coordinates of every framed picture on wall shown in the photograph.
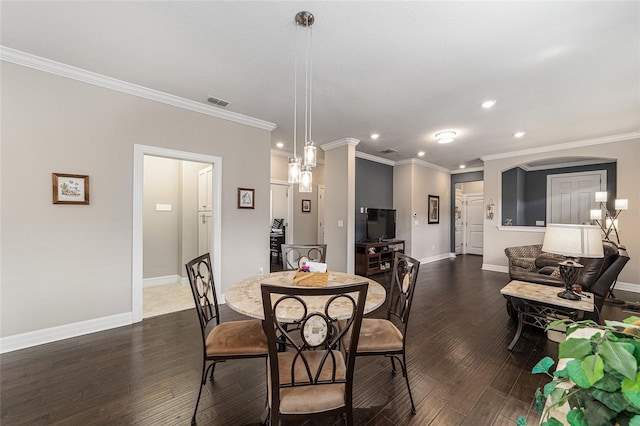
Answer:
[238,188,255,209]
[302,199,311,213]
[428,194,439,224]
[52,173,90,205]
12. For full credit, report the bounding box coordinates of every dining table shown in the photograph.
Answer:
[225,270,386,322]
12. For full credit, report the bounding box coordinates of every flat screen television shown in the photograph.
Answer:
[366,208,396,241]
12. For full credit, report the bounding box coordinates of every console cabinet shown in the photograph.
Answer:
[355,240,405,277]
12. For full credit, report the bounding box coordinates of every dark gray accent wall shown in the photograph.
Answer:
[450,171,484,252]
[501,162,616,226]
[355,158,393,242]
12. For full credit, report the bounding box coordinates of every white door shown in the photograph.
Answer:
[454,189,463,254]
[464,195,484,255]
[317,185,325,244]
[547,171,606,225]
[197,166,213,255]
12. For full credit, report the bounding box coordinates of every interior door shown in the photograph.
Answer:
[547,171,605,225]
[317,185,325,244]
[454,189,463,254]
[465,195,484,255]
[197,165,213,255]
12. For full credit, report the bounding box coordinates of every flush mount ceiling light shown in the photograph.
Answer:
[435,130,457,144]
[514,131,526,138]
[288,11,317,193]
[371,133,379,140]
[417,151,425,157]
[481,100,496,109]
[276,142,284,148]
[459,165,466,169]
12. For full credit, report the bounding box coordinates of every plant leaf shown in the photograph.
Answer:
[566,408,588,426]
[623,372,640,410]
[535,387,545,413]
[599,340,638,380]
[560,337,594,359]
[544,380,558,398]
[516,416,527,426]
[567,359,592,388]
[624,316,640,324]
[583,398,617,425]
[533,356,555,374]
[546,418,564,426]
[581,354,604,386]
[629,414,640,426]
[590,388,629,412]
[593,373,622,392]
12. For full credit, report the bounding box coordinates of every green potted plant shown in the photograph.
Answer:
[518,317,640,426]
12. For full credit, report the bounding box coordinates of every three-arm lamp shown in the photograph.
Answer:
[590,191,628,246]
[542,224,604,301]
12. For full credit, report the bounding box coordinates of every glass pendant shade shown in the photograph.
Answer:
[299,165,312,193]
[288,157,301,183]
[304,141,317,167]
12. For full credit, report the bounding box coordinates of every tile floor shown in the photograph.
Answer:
[143,282,194,318]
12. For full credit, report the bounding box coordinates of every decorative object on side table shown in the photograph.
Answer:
[517,317,640,426]
[52,173,89,205]
[237,188,255,209]
[428,194,439,224]
[541,224,603,301]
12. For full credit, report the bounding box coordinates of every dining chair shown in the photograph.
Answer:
[260,282,368,425]
[342,252,420,413]
[281,244,327,270]
[185,253,268,425]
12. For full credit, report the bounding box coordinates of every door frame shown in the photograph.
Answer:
[133,144,222,323]
[462,193,483,255]
[270,179,293,244]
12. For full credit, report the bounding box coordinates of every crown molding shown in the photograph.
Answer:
[0,46,277,131]
[480,132,640,162]
[451,166,484,174]
[519,158,616,172]
[320,137,360,151]
[395,158,451,173]
[355,151,396,166]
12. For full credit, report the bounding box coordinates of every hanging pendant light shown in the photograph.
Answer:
[299,164,313,193]
[288,157,301,183]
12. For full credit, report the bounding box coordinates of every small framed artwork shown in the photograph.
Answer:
[52,173,90,205]
[428,194,439,224]
[237,188,255,209]
[302,199,311,213]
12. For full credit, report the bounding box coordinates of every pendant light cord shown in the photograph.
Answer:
[308,22,313,142]
[293,20,298,158]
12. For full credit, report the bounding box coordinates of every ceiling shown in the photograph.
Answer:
[2,1,639,170]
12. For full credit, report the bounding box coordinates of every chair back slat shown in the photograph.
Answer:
[387,253,420,331]
[185,253,220,334]
[281,244,327,270]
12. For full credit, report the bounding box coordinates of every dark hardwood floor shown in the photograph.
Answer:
[1,255,633,425]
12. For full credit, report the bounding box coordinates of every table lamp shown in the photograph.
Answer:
[542,224,604,300]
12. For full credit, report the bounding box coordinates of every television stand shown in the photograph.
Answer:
[355,240,405,277]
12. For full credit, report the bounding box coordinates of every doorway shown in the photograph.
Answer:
[270,180,293,272]
[133,144,222,324]
[454,181,484,256]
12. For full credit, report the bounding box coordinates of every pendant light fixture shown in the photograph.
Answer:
[287,11,316,192]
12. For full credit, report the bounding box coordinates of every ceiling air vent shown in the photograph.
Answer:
[379,148,398,155]
[207,96,231,107]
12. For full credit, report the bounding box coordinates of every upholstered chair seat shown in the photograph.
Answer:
[205,319,267,356]
[342,318,403,353]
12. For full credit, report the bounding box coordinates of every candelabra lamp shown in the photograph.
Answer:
[590,191,628,246]
[542,224,604,300]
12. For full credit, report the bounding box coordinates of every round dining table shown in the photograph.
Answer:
[225,270,386,322]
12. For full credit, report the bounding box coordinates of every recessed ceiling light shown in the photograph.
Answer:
[481,100,496,109]
[435,130,456,144]
[459,165,466,169]
[371,133,379,140]
[514,132,526,138]
[417,151,425,157]
[276,142,284,148]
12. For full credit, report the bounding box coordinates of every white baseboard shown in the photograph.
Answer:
[143,274,180,287]
[482,264,509,274]
[418,253,455,265]
[615,281,640,293]
[0,312,132,354]
[180,276,189,285]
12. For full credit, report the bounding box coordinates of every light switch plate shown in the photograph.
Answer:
[338,220,344,228]
[156,204,172,212]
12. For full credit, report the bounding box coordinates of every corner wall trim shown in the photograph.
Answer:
[0,313,132,354]
[0,46,277,132]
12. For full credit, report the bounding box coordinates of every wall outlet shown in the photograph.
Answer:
[258,267,264,275]
[338,220,344,228]
[536,220,545,226]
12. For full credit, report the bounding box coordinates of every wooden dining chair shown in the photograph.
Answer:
[260,282,368,425]
[342,252,421,413]
[185,253,268,425]
[281,244,327,270]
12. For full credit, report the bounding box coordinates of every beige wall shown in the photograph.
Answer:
[483,138,640,286]
[1,63,271,337]
[461,180,484,194]
[394,162,451,259]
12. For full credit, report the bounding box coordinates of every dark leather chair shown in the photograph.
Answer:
[342,252,421,413]
[260,282,368,425]
[185,253,268,425]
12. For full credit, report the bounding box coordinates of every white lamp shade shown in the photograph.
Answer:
[542,224,603,258]
[590,209,602,220]
[615,199,628,210]
[595,191,608,202]
[606,218,619,230]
